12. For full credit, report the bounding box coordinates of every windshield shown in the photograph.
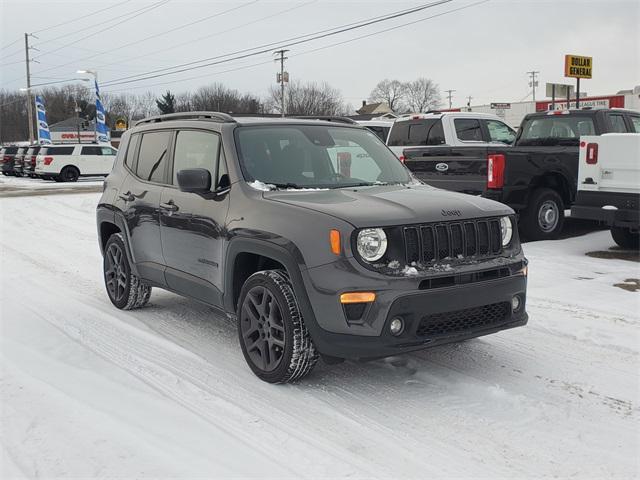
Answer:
[518,115,596,146]
[235,124,411,189]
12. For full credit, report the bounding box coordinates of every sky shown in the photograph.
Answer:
[0,0,638,110]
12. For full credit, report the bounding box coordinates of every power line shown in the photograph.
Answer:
[98,0,483,95]
[101,0,453,87]
[0,38,21,53]
[32,0,133,35]
[33,0,170,59]
[92,0,318,72]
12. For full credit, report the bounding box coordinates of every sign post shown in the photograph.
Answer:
[564,54,592,109]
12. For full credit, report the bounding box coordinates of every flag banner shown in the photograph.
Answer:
[35,95,52,145]
[95,80,110,143]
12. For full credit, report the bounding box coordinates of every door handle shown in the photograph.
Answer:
[160,200,179,212]
[119,191,134,202]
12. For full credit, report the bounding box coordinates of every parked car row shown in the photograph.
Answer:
[0,143,118,182]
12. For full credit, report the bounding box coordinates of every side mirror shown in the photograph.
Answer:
[177,168,211,193]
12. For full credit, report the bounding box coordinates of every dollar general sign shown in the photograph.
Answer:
[564,55,592,79]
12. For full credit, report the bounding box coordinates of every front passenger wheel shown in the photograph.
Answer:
[60,166,80,182]
[103,233,151,310]
[237,270,319,383]
[611,227,640,250]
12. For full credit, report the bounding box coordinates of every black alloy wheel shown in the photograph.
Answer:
[104,241,129,305]
[240,285,286,372]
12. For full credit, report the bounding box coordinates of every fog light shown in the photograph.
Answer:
[389,317,404,336]
[511,295,522,312]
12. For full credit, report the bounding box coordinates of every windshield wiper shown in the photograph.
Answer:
[333,182,389,189]
[270,182,304,189]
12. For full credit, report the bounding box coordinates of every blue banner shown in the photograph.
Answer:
[95,80,110,144]
[34,95,52,145]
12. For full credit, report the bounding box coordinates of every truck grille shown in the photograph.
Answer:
[403,218,502,264]
[416,302,510,337]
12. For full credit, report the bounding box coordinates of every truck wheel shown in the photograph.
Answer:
[103,233,152,310]
[520,188,565,241]
[60,166,79,182]
[611,227,640,250]
[237,270,319,384]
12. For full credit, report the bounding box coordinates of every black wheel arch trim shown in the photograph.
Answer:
[97,204,139,276]
[223,235,329,352]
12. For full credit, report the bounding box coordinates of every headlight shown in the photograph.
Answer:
[357,228,387,262]
[500,216,513,246]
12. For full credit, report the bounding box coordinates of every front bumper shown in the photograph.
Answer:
[301,256,528,359]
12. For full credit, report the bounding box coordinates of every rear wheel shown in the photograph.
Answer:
[611,227,640,250]
[237,270,318,384]
[103,233,151,310]
[520,188,565,241]
[60,166,79,182]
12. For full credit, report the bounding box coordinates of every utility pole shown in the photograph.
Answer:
[24,32,35,144]
[445,89,455,109]
[466,95,472,111]
[274,49,289,117]
[527,70,539,102]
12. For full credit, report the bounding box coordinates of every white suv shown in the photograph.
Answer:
[35,143,118,182]
[386,111,517,157]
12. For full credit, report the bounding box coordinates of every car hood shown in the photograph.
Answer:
[263,184,513,228]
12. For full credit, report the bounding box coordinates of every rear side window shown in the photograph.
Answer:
[608,114,628,133]
[45,146,74,155]
[454,119,483,141]
[125,134,140,169]
[630,115,640,133]
[172,130,220,187]
[136,131,171,183]
[518,116,596,146]
[4,147,18,154]
[388,119,443,146]
[363,126,389,142]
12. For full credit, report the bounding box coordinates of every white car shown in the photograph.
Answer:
[355,118,394,142]
[386,111,517,157]
[35,143,118,182]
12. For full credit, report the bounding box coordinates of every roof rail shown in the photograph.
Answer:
[292,115,358,124]
[134,111,236,126]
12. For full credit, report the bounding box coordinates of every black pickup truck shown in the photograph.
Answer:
[402,108,640,239]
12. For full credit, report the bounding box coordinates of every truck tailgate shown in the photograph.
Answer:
[403,145,488,195]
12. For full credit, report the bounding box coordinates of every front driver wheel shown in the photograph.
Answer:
[103,233,151,310]
[237,270,318,384]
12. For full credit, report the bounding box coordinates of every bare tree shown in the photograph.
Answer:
[368,79,406,112]
[268,80,346,116]
[403,78,441,113]
[190,83,262,113]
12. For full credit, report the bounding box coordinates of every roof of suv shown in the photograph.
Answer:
[133,112,364,129]
[394,111,505,123]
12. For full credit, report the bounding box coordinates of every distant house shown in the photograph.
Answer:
[356,101,393,116]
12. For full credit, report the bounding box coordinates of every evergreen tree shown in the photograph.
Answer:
[156,90,176,114]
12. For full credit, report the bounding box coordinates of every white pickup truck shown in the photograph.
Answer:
[571,133,640,248]
[386,111,517,158]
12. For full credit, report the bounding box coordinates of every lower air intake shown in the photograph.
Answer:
[416,302,510,337]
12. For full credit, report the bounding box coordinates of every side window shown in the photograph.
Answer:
[427,120,445,145]
[172,130,220,187]
[49,147,74,155]
[81,146,102,155]
[455,119,483,141]
[387,123,410,146]
[136,131,171,183]
[125,134,140,169]
[630,115,640,133]
[485,120,516,144]
[100,147,116,156]
[609,114,628,133]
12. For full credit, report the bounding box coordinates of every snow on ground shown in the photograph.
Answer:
[1,192,638,479]
[0,175,104,197]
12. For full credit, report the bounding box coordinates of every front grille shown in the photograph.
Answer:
[416,302,510,337]
[403,218,503,263]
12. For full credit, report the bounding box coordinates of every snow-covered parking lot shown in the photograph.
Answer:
[1,191,638,479]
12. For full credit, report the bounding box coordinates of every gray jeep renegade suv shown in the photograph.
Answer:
[97,112,528,383]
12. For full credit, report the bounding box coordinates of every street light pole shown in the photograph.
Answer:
[24,33,35,144]
[77,69,98,142]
